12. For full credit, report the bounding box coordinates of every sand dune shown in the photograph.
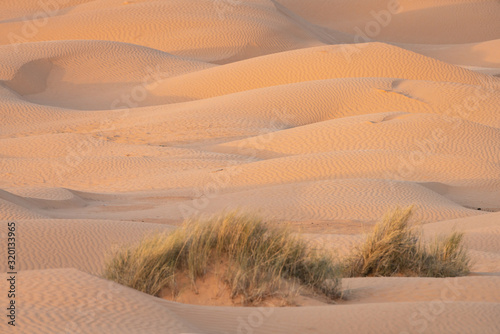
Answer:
[406,39,500,67]
[0,0,499,333]
[278,0,500,44]
[0,39,213,110]
[3,268,500,333]
[0,0,330,63]
[149,43,498,102]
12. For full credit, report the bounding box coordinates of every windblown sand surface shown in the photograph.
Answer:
[0,0,499,333]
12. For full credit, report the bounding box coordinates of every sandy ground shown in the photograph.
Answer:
[0,0,499,333]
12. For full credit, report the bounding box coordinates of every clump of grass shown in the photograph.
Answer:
[104,212,341,304]
[425,231,470,277]
[343,207,470,277]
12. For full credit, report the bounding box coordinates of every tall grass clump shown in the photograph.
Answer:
[104,212,341,304]
[343,207,470,277]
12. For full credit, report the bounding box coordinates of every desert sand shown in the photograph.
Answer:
[0,0,499,333]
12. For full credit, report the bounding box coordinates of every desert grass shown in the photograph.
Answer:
[105,208,470,305]
[343,207,470,277]
[104,212,341,305]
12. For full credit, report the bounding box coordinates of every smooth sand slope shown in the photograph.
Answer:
[0,0,499,333]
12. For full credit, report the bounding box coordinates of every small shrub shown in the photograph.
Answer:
[343,207,470,277]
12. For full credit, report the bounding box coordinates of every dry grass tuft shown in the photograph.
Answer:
[105,208,470,306]
[343,207,470,277]
[104,212,341,305]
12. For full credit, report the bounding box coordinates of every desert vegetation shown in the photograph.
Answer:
[343,207,470,278]
[104,208,471,305]
[104,212,341,305]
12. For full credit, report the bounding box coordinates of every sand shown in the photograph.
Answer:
[0,0,499,333]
